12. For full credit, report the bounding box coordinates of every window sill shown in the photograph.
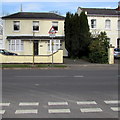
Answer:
[13,31,20,32]
[33,31,39,33]
[105,29,111,31]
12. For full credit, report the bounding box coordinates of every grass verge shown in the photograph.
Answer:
[0,64,67,68]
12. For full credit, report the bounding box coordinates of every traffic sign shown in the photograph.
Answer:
[49,27,57,34]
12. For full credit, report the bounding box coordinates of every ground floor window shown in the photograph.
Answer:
[0,39,3,48]
[48,40,61,52]
[9,40,24,51]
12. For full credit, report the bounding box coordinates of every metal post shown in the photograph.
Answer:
[52,37,53,65]
[33,32,35,65]
[33,40,34,65]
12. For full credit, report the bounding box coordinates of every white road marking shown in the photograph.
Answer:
[80,108,102,113]
[48,109,71,113]
[104,100,120,104]
[19,102,39,106]
[48,102,68,106]
[16,75,84,78]
[74,75,84,78]
[0,110,5,114]
[15,109,38,114]
[0,103,10,106]
[77,101,97,105]
[111,107,120,111]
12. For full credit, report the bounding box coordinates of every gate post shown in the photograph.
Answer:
[108,44,114,64]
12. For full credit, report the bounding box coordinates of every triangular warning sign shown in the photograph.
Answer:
[49,27,57,34]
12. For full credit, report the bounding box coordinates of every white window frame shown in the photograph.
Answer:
[0,39,3,48]
[33,21,39,32]
[48,40,60,52]
[13,21,20,32]
[52,21,58,31]
[91,19,96,29]
[105,19,111,29]
[118,20,120,30]
[9,40,24,51]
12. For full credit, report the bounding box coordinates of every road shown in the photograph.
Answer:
[1,64,119,118]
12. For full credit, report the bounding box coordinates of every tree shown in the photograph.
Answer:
[64,11,91,58]
[89,32,110,63]
[78,11,91,57]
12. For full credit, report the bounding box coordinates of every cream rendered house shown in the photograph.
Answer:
[2,12,67,56]
[77,2,120,48]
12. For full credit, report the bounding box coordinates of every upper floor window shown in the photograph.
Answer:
[33,21,39,31]
[13,21,20,31]
[105,20,111,29]
[118,20,120,30]
[52,21,58,31]
[91,19,96,29]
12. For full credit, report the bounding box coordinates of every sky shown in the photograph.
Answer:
[0,1,119,16]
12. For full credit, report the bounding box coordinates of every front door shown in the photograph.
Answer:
[34,40,38,55]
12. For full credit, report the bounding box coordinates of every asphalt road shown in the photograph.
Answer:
[1,65,119,118]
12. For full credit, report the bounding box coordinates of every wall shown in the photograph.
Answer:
[0,49,63,63]
[4,19,64,36]
[87,16,119,48]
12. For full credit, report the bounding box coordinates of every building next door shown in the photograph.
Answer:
[34,40,38,55]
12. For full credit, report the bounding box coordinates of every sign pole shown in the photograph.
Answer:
[49,27,56,65]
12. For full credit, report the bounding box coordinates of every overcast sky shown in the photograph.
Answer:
[1,1,119,16]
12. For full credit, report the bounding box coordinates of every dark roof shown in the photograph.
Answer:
[2,12,65,20]
[6,36,64,40]
[80,8,120,16]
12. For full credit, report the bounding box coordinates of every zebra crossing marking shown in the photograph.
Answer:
[80,108,102,113]
[77,101,97,105]
[48,109,71,113]
[19,102,39,106]
[0,103,10,106]
[48,102,68,106]
[111,107,120,112]
[104,100,120,104]
[0,110,5,114]
[15,109,38,114]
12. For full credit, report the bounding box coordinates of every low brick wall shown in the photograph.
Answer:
[0,49,63,64]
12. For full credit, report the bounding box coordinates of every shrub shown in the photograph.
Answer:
[89,32,109,63]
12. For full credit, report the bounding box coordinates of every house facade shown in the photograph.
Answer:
[77,2,120,48]
[2,12,67,56]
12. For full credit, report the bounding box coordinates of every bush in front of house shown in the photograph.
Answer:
[88,32,110,64]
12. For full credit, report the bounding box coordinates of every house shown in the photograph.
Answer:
[77,2,120,48]
[2,12,67,57]
[0,19,3,49]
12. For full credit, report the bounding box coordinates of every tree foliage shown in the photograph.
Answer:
[89,32,110,63]
[64,11,91,58]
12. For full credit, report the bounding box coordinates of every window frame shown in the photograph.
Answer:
[33,21,39,32]
[52,21,58,31]
[13,21,20,32]
[105,19,111,30]
[48,40,60,52]
[118,20,120,30]
[9,40,24,51]
[91,19,96,29]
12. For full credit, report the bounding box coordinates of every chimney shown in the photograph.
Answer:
[116,1,120,11]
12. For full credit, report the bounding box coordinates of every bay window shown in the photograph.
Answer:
[9,40,24,51]
[48,40,60,52]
